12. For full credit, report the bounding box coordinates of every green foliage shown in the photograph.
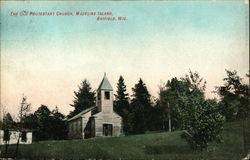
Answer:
[180,98,225,151]
[127,101,146,134]
[69,79,96,118]
[23,105,67,141]
[2,113,14,129]
[132,78,151,108]
[181,69,207,92]
[146,104,164,131]
[128,78,152,134]
[51,107,68,140]
[216,70,249,121]
[114,76,129,116]
[114,76,130,134]
[159,77,191,130]
[33,105,53,141]
[160,70,225,151]
[22,114,37,130]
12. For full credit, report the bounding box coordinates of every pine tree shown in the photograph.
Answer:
[129,78,152,133]
[114,76,130,134]
[132,78,151,107]
[69,79,96,118]
[114,76,129,116]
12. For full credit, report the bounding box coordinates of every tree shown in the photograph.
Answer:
[69,79,96,118]
[181,98,225,151]
[127,101,146,134]
[114,76,130,134]
[146,101,164,131]
[18,95,31,123]
[51,107,67,140]
[216,70,249,121]
[159,77,190,130]
[15,95,31,159]
[179,71,224,151]
[128,78,152,134]
[132,78,151,108]
[33,105,53,141]
[2,113,14,129]
[160,71,225,151]
[22,113,37,130]
[15,95,31,158]
[114,76,129,116]
[181,69,207,92]
[23,105,67,141]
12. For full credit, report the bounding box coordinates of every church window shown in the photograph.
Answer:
[104,91,110,100]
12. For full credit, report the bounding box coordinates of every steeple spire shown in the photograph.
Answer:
[98,73,113,90]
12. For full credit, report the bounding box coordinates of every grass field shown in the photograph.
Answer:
[0,122,246,160]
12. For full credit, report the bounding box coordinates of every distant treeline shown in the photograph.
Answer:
[1,69,249,150]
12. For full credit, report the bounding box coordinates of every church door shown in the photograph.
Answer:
[103,124,113,136]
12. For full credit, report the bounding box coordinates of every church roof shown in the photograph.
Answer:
[67,106,97,122]
[98,73,113,90]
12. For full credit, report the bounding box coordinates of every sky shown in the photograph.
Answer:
[0,1,249,118]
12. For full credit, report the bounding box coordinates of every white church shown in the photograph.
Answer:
[67,74,123,139]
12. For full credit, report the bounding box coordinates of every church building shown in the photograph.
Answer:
[67,74,123,139]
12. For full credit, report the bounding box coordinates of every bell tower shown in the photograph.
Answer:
[96,73,113,113]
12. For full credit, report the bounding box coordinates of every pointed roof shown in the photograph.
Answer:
[98,73,113,90]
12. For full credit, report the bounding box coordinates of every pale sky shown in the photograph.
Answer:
[1,1,249,117]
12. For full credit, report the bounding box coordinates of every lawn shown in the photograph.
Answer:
[0,122,246,160]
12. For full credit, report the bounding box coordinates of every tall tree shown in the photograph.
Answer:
[159,70,206,130]
[114,76,129,116]
[129,78,152,134]
[132,78,151,107]
[181,69,207,92]
[159,77,190,130]
[216,70,249,121]
[69,79,96,118]
[18,95,31,123]
[114,76,130,135]
[51,107,68,140]
[33,105,53,141]
[14,95,31,159]
[160,71,225,151]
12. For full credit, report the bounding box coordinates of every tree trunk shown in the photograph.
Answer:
[15,133,20,159]
[4,140,9,158]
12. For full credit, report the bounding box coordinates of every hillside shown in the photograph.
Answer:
[0,122,246,160]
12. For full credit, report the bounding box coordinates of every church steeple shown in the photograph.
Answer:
[96,73,114,113]
[98,73,113,91]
